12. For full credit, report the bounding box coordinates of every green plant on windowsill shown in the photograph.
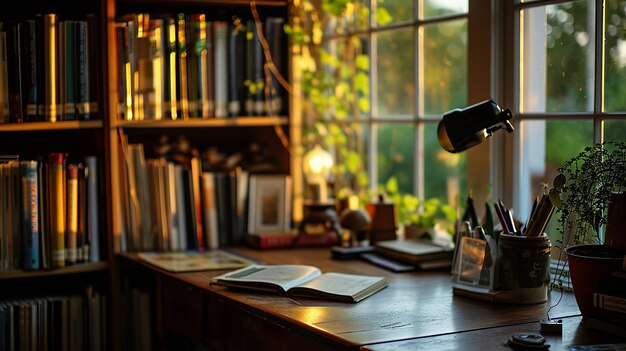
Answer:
[550,140,626,250]
[382,177,457,239]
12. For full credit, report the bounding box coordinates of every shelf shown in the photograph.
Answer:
[116,0,287,6]
[0,120,103,132]
[0,262,109,280]
[113,116,288,129]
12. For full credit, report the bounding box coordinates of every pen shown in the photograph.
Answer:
[494,201,510,234]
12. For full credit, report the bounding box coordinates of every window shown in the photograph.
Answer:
[316,0,470,210]
[510,0,626,248]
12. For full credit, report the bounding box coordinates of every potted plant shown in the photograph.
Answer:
[550,140,626,319]
[382,176,456,241]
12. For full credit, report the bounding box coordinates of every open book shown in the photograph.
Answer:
[211,264,388,303]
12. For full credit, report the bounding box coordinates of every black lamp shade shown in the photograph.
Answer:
[437,99,514,153]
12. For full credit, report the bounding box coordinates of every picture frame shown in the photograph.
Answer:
[247,174,292,234]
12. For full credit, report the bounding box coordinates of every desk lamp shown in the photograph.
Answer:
[296,145,342,243]
[437,99,514,153]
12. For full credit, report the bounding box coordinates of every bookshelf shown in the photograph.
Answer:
[0,0,112,348]
[106,0,293,348]
[1,0,293,348]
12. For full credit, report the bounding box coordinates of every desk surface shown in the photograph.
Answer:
[119,247,621,350]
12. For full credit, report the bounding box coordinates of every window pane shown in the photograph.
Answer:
[604,0,626,112]
[325,37,370,119]
[518,120,594,247]
[520,1,595,113]
[422,0,468,19]
[376,28,414,116]
[423,19,467,115]
[376,0,412,26]
[377,123,415,195]
[604,119,626,143]
[423,123,466,208]
[327,123,370,200]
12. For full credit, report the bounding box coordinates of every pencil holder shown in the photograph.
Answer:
[497,233,551,304]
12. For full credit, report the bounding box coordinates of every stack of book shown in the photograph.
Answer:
[586,269,626,336]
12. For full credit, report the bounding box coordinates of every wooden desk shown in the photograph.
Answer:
[116,247,622,351]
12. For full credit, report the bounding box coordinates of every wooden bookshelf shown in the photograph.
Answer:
[112,116,288,128]
[0,120,103,132]
[0,262,109,280]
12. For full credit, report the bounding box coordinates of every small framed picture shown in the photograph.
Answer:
[247,174,292,234]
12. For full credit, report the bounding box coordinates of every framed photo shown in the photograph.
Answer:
[248,174,292,234]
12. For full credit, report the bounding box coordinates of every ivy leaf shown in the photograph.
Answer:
[553,173,566,188]
[549,188,563,208]
[385,176,399,194]
[356,55,370,71]
[376,8,393,26]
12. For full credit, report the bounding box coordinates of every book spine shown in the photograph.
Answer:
[48,153,65,267]
[44,14,59,122]
[76,163,87,263]
[17,20,40,122]
[173,164,187,250]
[190,153,204,250]
[594,293,626,314]
[264,17,285,116]
[85,14,99,119]
[5,21,23,123]
[176,14,189,119]
[75,21,90,120]
[65,163,78,265]
[205,20,214,117]
[0,31,9,123]
[227,22,244,117]
[85,156,99,262]
[63,21,76,121]
[20,161,40,270]
[201,172,219,249]
[165,18,178,119]
[213,21,227,117]
[37,157,50,269]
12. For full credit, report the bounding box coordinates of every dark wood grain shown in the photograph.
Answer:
[362,316,625,351]
[119,247,585,350]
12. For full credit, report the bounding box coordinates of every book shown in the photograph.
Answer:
[211,264,388,303]
[374,237,454,268]
[593,292,626,314]
[48,153,65,268]
[137,250,255,273]
[20,160,40,270]
[245,231,338,250]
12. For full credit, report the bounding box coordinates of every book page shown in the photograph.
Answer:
[288,272,388,302]
[212,264,322,292]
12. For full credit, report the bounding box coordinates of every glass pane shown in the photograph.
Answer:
[423,123,467,209]
[520,0,595,113]
[604,0,626,112]
[518,120,594,251]
[604,119,626,143]
[377,123,415,195]
[327,123,370,202]
[376,28,414,116]
[323,37,370,120]
[323,0,370,34]
[423,19,467,115]
[422,0,468,19]
[376,0,412,26]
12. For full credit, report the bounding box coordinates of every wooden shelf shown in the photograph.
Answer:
[0,120,103,132]
[116,0,287,6]
[0,262,109,280]
[113,116,288,128]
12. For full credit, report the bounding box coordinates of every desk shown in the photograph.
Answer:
[116,247,623,351]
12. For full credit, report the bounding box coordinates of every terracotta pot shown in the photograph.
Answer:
[564,244,625,319]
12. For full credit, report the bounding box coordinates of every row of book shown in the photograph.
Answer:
[114,13,286,121]
[0,14,100,124]
[588,269,626,336]
[118,139,250,253]
[0,291,106,351]
[0,154,100,271]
